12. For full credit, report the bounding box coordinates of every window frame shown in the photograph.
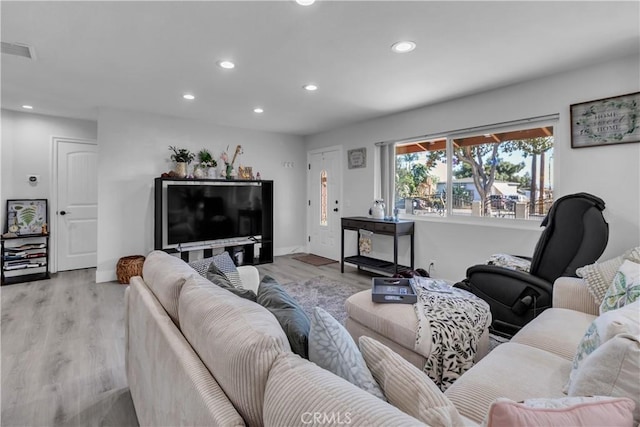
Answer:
[392,116,558,225]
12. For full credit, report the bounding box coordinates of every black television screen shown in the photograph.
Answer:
[166,183,263,245]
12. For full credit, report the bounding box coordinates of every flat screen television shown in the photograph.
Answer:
[165,182,263,247]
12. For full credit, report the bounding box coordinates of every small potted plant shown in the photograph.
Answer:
[197,149,218,178]
[169,146,195,178]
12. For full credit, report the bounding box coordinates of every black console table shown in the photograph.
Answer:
[341,217,414,275]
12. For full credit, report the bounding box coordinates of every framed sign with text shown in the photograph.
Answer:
[570,92,640,148]
[347,147,367,169]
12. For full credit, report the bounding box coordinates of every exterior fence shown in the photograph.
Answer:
[397,194,553,219]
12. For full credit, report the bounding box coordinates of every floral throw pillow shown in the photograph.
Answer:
[568,334,640,425]
[308,307,386,401]
[599,260,640,313]
[565,299,640,392]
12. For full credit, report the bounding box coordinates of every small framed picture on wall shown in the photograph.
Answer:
[6,199,48,235]
[347,148,367,169]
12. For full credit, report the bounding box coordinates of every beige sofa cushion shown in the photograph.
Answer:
[127,277,245,427]
[511,308,596,360]
[179,275,290,427]
[552,277,599,315]
[263,352,427,427]
[359,336,464,427]
[345,290,420,354]
[142,250,195,326]
[445,343,571,423]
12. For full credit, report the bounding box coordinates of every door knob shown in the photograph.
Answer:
[60,210,68,216]
[333,208,339,212]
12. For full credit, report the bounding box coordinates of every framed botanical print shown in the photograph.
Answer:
[6,199,48,235]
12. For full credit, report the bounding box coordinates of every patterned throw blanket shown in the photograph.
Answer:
[412,277,491,391]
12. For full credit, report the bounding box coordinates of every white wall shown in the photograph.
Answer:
[0,109,97,234]
[306,54,640,281]
[3,55,638,284]
[96,108,306,282]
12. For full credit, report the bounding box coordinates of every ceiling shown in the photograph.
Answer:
[2,1,639,136]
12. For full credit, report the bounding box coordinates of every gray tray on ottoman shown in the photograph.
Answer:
[371,277,417,304]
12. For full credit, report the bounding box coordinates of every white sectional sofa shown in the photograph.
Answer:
[125,251,427,426]
[445,276,639,424]
[346,274,639,425]
[126,250,639,426]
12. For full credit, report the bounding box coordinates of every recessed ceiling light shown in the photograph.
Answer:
[217,60,235,69]
[253,107,264,114]
[22,105,33,109]
[183,94,195,100]
[296,0,316,5]
[391,41,416,53]
[303,84,318,91]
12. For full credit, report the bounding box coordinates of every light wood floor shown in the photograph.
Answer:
[1,254,371,426]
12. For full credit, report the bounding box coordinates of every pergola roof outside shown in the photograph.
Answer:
[396,126,553,155]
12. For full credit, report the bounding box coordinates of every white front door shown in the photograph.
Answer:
[308,148,342,260]
[56,139,98,271]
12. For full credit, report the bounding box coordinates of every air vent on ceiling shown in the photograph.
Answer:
[1,42,35,59]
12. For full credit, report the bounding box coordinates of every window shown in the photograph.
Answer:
[394,122,555,220]
[320,170,328,226]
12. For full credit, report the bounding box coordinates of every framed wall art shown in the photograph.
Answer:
[570,92,640,148]
[5,199,48,235]
[347,147,367,169]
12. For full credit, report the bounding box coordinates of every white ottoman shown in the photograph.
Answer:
[345,289,490,373]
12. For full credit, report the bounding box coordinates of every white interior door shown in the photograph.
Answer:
[308,148,342,260]
[56,139,98,271]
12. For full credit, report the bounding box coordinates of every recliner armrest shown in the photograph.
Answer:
[552,276,599,315]
[466,265,553,295]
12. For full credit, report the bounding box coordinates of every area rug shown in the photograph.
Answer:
[280,275,365,324]
[292,254,338,267]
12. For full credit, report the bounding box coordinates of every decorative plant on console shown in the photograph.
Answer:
[220,145,243,180]
[169,146,195,178]
[196,149,217,179]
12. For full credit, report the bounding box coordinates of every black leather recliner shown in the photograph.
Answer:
[459,193,609,336]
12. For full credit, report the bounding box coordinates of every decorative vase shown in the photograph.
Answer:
[207,167,217,179]
[225,164,233,180]
[194,166,205,179]
[175,162,187,178]
[371,200,385,219]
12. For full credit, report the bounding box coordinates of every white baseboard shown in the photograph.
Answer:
[96,269,117,283]
[274,246,306,257]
